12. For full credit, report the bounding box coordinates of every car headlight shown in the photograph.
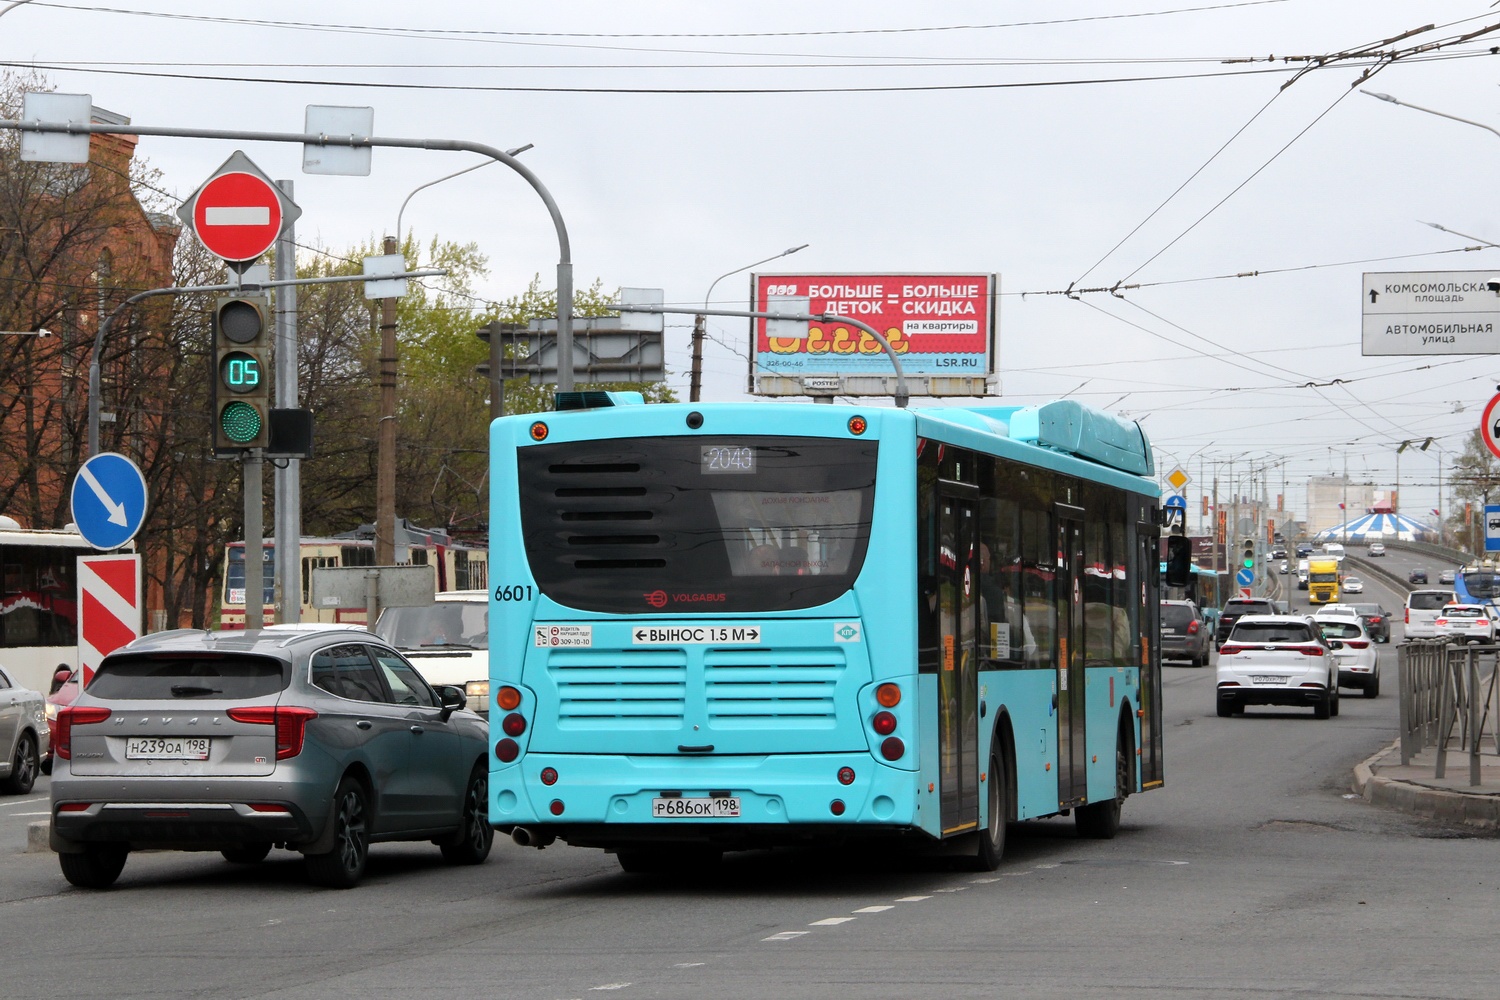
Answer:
[45,702,59,722]
[465,680,490,711]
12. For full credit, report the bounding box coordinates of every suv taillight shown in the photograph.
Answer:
[1187,620,1201,634]
[54,706,110,760]
[226,706,317,760]
[1296,646,1325,657]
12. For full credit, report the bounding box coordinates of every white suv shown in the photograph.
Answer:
[374,591,490,715]
[1216,615,1339,719]
[1405,589,1456,639]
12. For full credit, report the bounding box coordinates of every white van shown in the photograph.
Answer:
[1323,542,1346,562]
[1405,589,1457,639]
[374,590,490,715]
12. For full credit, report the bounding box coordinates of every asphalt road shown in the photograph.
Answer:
[2,574,1495,1000]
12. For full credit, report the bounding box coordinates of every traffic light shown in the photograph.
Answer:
[212,294,271,451]
[1241,538,1256,570]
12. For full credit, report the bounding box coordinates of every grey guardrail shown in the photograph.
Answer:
[1379,538,1475,564]
[1342,554,1417,596]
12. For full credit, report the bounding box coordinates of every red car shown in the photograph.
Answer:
[39,664,78,776]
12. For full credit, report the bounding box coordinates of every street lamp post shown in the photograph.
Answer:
[691,244,808,402]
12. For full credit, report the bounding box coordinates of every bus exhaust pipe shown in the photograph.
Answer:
[511,827,554,849]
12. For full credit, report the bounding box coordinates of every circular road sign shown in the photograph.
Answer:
[191,171,284,263]
[70,452,148,551]
[1482,392,1500,461]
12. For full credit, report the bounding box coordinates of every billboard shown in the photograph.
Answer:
[749,272,997,397]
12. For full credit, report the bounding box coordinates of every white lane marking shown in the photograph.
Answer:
[204,206,271,227]
[762,931,809,942]
[809,917,856,926]
[11,811,50,817]
[895,895,931,902]
[0,796,48,808]
[672,963,705,968]
[853,905,894,913]
[970,877,1002,884]
[932,886,968,893]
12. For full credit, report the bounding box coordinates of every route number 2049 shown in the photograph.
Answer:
[494,584,534,602]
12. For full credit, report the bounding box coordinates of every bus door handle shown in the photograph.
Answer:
[677,745,715,753]
[411,725,426,735]
[980,700,987,719]
[355,720,372,730]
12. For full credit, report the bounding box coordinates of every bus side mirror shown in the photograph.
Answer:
[1165,535,1191,589]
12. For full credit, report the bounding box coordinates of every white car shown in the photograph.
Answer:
[375,591,491,715]
[1315,614,1380,698]
[1405,590,1457,639]
[1343,577,1364,594]
[1216,614,1339,719]
[1434,604,1497,644]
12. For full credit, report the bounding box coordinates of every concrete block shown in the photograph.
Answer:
[26,820,52,853]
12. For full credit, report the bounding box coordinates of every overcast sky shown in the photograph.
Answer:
[7,0,1500,527]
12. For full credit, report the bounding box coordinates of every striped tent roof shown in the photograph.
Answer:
[1313,511,1435,543]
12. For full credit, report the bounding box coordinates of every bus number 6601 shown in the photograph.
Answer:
[495,584,534,602]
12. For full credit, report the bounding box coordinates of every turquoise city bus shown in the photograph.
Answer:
[487,392,1164,871]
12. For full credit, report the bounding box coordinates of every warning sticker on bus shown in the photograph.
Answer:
[631,624,762,645]
[534,624,593,648]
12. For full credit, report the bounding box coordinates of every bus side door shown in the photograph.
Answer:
[935,495,981,836]
[1056,507,1088,808]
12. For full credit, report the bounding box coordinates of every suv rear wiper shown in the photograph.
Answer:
[170,684,222,697]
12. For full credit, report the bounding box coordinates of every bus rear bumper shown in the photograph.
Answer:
[491,752,922,849]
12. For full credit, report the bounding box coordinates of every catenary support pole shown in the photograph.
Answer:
[376,234,398,567]
[273,179,301,624]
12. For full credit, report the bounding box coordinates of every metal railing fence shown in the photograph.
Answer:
[1398,639,1500,786]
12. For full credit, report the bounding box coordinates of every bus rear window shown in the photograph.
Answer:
[517,436,877,613]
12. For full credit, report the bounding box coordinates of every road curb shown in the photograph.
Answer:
[1352,741,1500,831]
[26,820,51,853]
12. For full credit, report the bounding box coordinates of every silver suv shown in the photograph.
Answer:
[49,628,493,889]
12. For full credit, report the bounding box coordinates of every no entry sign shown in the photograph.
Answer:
[176,150,301,265]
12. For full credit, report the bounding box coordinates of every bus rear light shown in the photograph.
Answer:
[872,711,897,736]
[830,799,846,815]
[837,766,855,785]
[875,683,901,707]
[529,421,548,441]
[880,737,905,761]
[497,686,522,711]
[495,738,519,763]
[540,767,558,786]
[54,706,110,760]
[549,799,565,816]
[502,713,527,737]
[847,415,867,435]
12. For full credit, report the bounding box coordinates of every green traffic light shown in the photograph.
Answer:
[1243,557,1255,569]
[220,401,263,443]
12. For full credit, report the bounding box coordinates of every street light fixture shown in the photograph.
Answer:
[691,244,809,402]
[1362,91,1500,141]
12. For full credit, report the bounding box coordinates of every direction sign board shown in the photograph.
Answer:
[70,452,148,550]
[1486,504,1500,553]
[1164,495,1187,511]
[1483,393,1500,461]
[1362,271,1500,356]
[1236,568,1254,587]
[176,151,301,265]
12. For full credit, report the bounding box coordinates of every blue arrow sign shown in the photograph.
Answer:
[1164,494,1187,510]
[1235,568,1254,587]
[70,452,148,550]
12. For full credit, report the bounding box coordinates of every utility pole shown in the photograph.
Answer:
[689,312,706,402]
[273,179,301,624]
[376,234,398,567]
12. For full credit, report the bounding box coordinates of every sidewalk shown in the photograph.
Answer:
[1353,740,1500,830]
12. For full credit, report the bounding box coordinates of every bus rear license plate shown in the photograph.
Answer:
[651,797,741,819]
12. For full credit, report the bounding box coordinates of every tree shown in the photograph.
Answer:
[1449,428,1500,554]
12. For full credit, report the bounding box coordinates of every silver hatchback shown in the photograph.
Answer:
[50,628,493,889]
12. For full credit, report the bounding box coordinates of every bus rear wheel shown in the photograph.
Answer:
[1076,728,1132,840]
[963,750,1008,871]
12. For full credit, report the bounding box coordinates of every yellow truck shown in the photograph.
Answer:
[1308,557,1341,604]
